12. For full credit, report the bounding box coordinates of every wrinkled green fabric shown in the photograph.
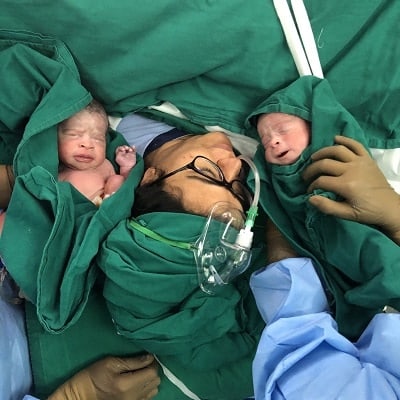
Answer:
[24,209,263,400]
[0,1,399,398]
[1,2,400,138]
[245,76,400,339]
[0,30,90,166]
[25,289,257,400]
[99,213,262,368]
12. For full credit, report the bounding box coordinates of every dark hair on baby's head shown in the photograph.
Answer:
[86,98,108,122]
[132,179,186,217]
[86,98,105,113]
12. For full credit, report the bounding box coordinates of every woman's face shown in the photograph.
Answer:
[142,132,246,214]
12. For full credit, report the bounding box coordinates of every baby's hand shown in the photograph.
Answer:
[115,145,137,169]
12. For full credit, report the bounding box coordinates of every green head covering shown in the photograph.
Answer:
[246,75,370,154]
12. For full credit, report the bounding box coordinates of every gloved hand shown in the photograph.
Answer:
[303,135,400,244]
[0,164,14,208]
[47,354,160,400]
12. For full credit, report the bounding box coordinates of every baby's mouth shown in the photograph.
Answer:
[278,150,288,158]
[75,154,94,162]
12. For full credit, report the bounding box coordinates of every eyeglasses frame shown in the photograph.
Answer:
[151,155,252,209]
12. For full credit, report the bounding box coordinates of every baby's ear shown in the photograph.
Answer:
[140,167,162,185]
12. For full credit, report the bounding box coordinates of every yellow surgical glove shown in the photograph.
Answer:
[303,135,400,245]
[47,354,160,400]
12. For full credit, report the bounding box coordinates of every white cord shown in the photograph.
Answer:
[273,0,312,76]
[154,355,202,400]
[272,0,323,78]
[291,0,324,78]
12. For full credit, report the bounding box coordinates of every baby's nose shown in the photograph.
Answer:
[80,138,95,148]
[269,135,281,147]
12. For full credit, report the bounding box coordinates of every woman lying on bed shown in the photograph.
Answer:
[100,112,400,399]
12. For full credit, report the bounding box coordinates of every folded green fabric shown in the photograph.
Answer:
[246,76,400,339]
[25,288,258,400]
[99,212,263,368]
[2,2,400,137]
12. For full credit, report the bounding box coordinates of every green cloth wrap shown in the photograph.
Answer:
[246,76,400,339]
[99,213,262,368]
[0,33,140,332]
[2,2,400,140]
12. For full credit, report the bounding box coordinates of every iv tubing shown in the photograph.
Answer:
[235,155,260,248]
[239,154,260,208]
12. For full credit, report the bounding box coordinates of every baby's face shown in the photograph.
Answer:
[257,112,310,165]
[57,109,108,170]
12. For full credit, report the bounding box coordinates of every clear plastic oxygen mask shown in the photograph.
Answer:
[195,155,260,294]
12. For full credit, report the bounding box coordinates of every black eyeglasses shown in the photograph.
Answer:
[152,156,253,209]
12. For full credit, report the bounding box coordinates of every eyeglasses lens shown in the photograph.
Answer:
[193,157,252,209]
[193,157,223,180]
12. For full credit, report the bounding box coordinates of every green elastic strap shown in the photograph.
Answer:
[129,219,195,250]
